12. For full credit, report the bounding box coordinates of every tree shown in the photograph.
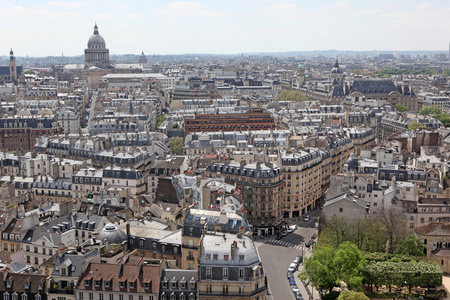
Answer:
[395,104,408,112]
[300,245,339,294]
[301,242,366,295]
[419,107,441,115]
[156,116,166,129]
[276,90,307,101]
[408,121,423,131]
[337,290,369,300]
[377,208,407,254]
[335,242,366,290]
[395,234,425,256]
[169,137,184,155]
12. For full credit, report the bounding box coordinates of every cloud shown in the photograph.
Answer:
[335,1,349,8]
[94,14,116,20]
[157,1,219,17]
[127,13,143,18]
[48,1,89,9]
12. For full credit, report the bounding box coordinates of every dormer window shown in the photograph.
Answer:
[104,280,110,288]
[84,280,90,287]
[143,282,150,290]
[119,280,126,288]
[24,281,30,290]
[38,283,43,290]
[129,281,135,289]
[94,280,100,287]
[6,280,12,288]
[162,279,168,288]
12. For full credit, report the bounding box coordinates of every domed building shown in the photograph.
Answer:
[296,64,305,88]
[84,24,110,68]
[138,51,148,64]
[330,59,344,83]
[98,223,127,245]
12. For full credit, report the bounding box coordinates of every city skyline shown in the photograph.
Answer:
[2,0,450,57]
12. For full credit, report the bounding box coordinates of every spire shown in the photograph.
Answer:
[334,59,339,68]
[9,48,14,56]
[94,23,99,34]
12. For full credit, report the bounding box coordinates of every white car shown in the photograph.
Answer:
[288,262,297,272]
[289,225,297,231]
[303,216,310,222]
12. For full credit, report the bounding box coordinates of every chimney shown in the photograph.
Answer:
[126,222,130,236]
[231,241,237,260]
[240,160,246,167]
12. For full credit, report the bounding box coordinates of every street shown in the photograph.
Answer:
[256,212,319,300]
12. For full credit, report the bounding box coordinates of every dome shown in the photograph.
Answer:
[331,60,343,74]
[298,64,304,70]
[346,153,358,171]
[9,49,14,56]
[99,223,127,245]
[88,34,105,45]
[88,24,106,46]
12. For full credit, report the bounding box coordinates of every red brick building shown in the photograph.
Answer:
[184,109,276,136]
[0,117,62,151]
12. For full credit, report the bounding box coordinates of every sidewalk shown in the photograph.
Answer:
[295,245,319,300]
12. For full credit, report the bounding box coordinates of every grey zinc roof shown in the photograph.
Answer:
[200,233,261,266]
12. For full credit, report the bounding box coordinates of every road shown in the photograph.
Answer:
[256,212,320,300]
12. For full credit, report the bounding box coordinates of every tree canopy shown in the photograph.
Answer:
[419,107,441,115]
[408,121,423,131]
[276,90,307,101]
[156,116,166,129]
[395,234,425,257]
[395,104,408,112]
[300,242,366,294]
[169,137,184,155]
[337,290,369,300]
[436,113,450,127]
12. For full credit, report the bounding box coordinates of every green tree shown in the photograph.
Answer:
[419,107,441,115]
[408,121,423,131]
[395,234,425,256]
[169,137,184,155]
[300,245,339,294]
[156,116,166,129]
[276,90,307,101]
[337,290,369,300]
[395,104,408,112]
[335,242,366,290]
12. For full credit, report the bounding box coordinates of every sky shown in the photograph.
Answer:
[1,0,450,57]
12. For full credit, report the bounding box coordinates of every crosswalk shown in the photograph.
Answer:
[264,238,306,250]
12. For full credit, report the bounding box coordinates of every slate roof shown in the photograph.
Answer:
[0,273,47,294]
[51,250,99,278]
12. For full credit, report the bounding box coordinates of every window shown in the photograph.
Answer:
[239,268,244,279]
[35,257,39,265]
[21,295,27,300]
[339,208,343,213]
[206,284,212,294]
[129,282,135,289]
[139,297,143,300]
[11,294,17,300]
[3,293,9,300]
[104,281,110,288]
[109,295,113,300]
[239,285,244,295]
[119,296,123,300]
[79,293,83,300]
[84,280,90,287]
[128,296,133,300]
[144,282,149,290]
[119,281,125,288]
[89,294,93,300]
[223,285,228,294]
[99,295,103,300]
[223,268,228,279]
[34,296,41,300]
[206,268,212,279]
[94,280,100,287]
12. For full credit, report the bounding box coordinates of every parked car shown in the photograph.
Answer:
[303,216,310,222]
[290,225,297,230]
[276,234,282,240]
[295,291,303,300]
[289,278,296,285]
[287,270,294,279]
[286,227,295,233]
[296,255,303,264]
[281,230,289,236]
[293,256,302,266]
[291,285,300,294]
[288,262,297,272]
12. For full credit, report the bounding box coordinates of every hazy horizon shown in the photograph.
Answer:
[2,0,450,57]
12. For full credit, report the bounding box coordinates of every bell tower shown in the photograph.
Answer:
[9,49,17,83]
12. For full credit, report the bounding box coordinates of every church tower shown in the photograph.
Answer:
[9,49,17,83]
[296,64,305,88]
[330,59,344,84]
